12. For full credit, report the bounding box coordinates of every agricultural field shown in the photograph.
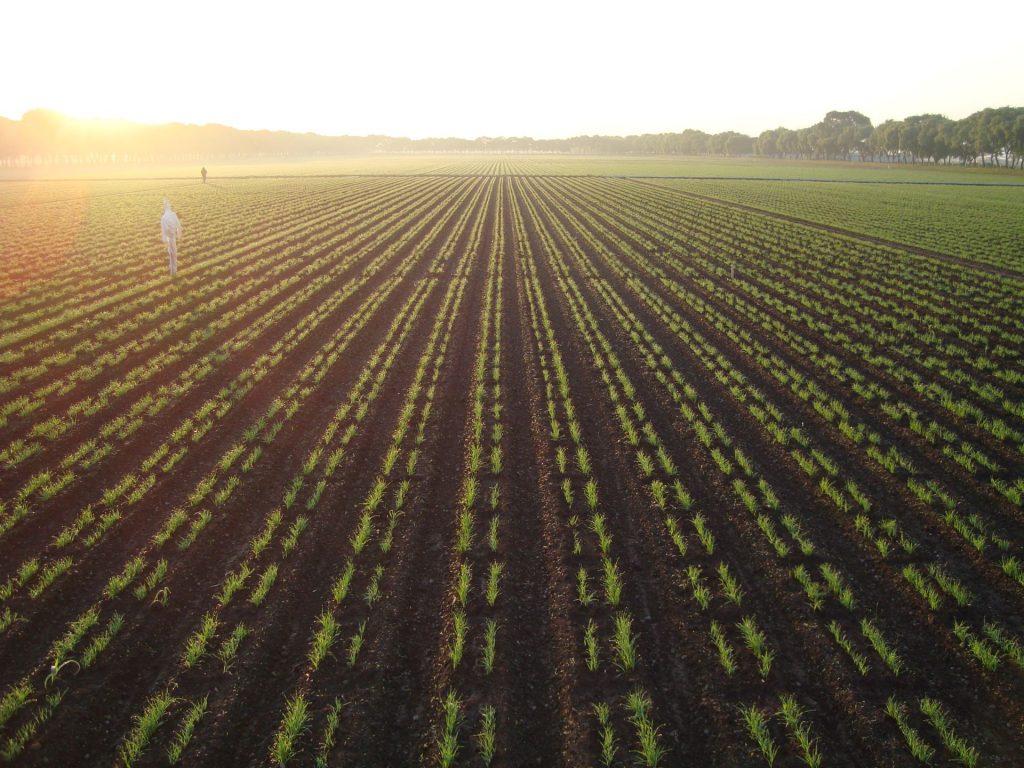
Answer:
[652,178,1024,271]
[0,158,1023,767]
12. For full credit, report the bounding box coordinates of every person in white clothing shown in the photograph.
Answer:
[160,198,182,276]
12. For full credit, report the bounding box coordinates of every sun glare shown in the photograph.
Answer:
[3,0,1021,139]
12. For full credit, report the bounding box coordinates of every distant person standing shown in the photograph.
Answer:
[201,166,207,183]
[160,198,182,277]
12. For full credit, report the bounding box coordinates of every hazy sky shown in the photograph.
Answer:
[3,0,1021,139]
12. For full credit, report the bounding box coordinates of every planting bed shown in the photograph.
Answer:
[1,161,1022,766]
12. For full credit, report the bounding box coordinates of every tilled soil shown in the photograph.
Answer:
[0,172,1021,767]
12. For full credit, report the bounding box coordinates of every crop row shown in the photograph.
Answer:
[0,171,1018,765]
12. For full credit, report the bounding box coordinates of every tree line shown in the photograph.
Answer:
[1,106,1021,168]
[754,108,1024,167]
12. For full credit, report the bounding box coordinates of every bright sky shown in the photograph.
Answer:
[3,0,1021,139]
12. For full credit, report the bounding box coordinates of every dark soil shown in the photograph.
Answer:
[1,173,1021,768]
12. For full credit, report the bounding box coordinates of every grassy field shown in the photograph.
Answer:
[0,157,1022,766]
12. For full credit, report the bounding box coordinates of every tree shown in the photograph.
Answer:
[706,131,754,156]
[961,107,1019,166]
[755,127,798,158]
[777,128,800,158]
[811,111,873,160]
[869,120,903,161]
[1013,111,1024,168]
[901,115,956,163]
